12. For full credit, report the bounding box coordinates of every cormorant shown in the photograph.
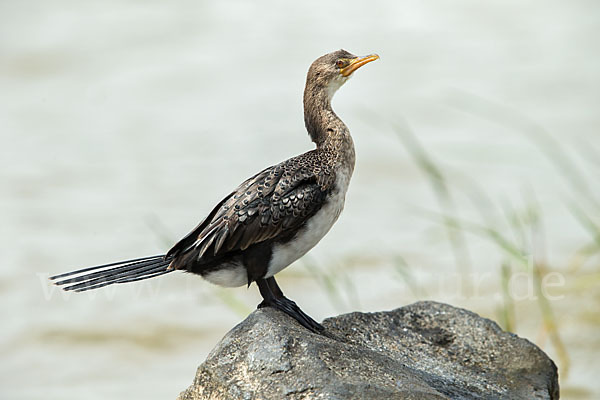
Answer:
[50,50,379,333]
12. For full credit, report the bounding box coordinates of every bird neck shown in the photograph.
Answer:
[303,82,352,151]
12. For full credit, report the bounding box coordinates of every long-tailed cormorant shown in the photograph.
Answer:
[50,50,379,333]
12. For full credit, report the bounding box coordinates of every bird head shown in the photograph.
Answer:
[306,49,379,100]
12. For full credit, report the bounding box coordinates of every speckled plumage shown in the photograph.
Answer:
[165,149,342,284]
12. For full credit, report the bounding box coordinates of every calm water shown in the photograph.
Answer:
[2,1,599,398]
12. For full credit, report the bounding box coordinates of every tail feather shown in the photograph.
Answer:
[50,255,173,292]
[69,268,172,292]
[49,255,165,280]
[117,269,172,284]
[51,256,165,285]
[62,262,169,292]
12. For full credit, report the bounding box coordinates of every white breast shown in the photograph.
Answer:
[266,168,352,278]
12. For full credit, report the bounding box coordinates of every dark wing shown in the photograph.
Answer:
[166,151,335,269]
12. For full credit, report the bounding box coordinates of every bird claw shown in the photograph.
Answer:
[258,297,324,333]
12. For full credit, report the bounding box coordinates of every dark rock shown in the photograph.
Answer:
[177,301,559,400]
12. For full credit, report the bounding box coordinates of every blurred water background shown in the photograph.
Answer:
[1,1,599,398]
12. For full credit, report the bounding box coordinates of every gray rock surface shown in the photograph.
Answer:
[177,301,559,400]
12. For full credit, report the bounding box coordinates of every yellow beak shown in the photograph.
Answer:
[340,54,380,77]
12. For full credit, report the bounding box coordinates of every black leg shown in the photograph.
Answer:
[266,276,284,298]
[256,277,324,333]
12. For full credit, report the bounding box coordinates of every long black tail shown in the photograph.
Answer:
[50,255,173,292]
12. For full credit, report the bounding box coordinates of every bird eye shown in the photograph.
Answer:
[336,60,345,68]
